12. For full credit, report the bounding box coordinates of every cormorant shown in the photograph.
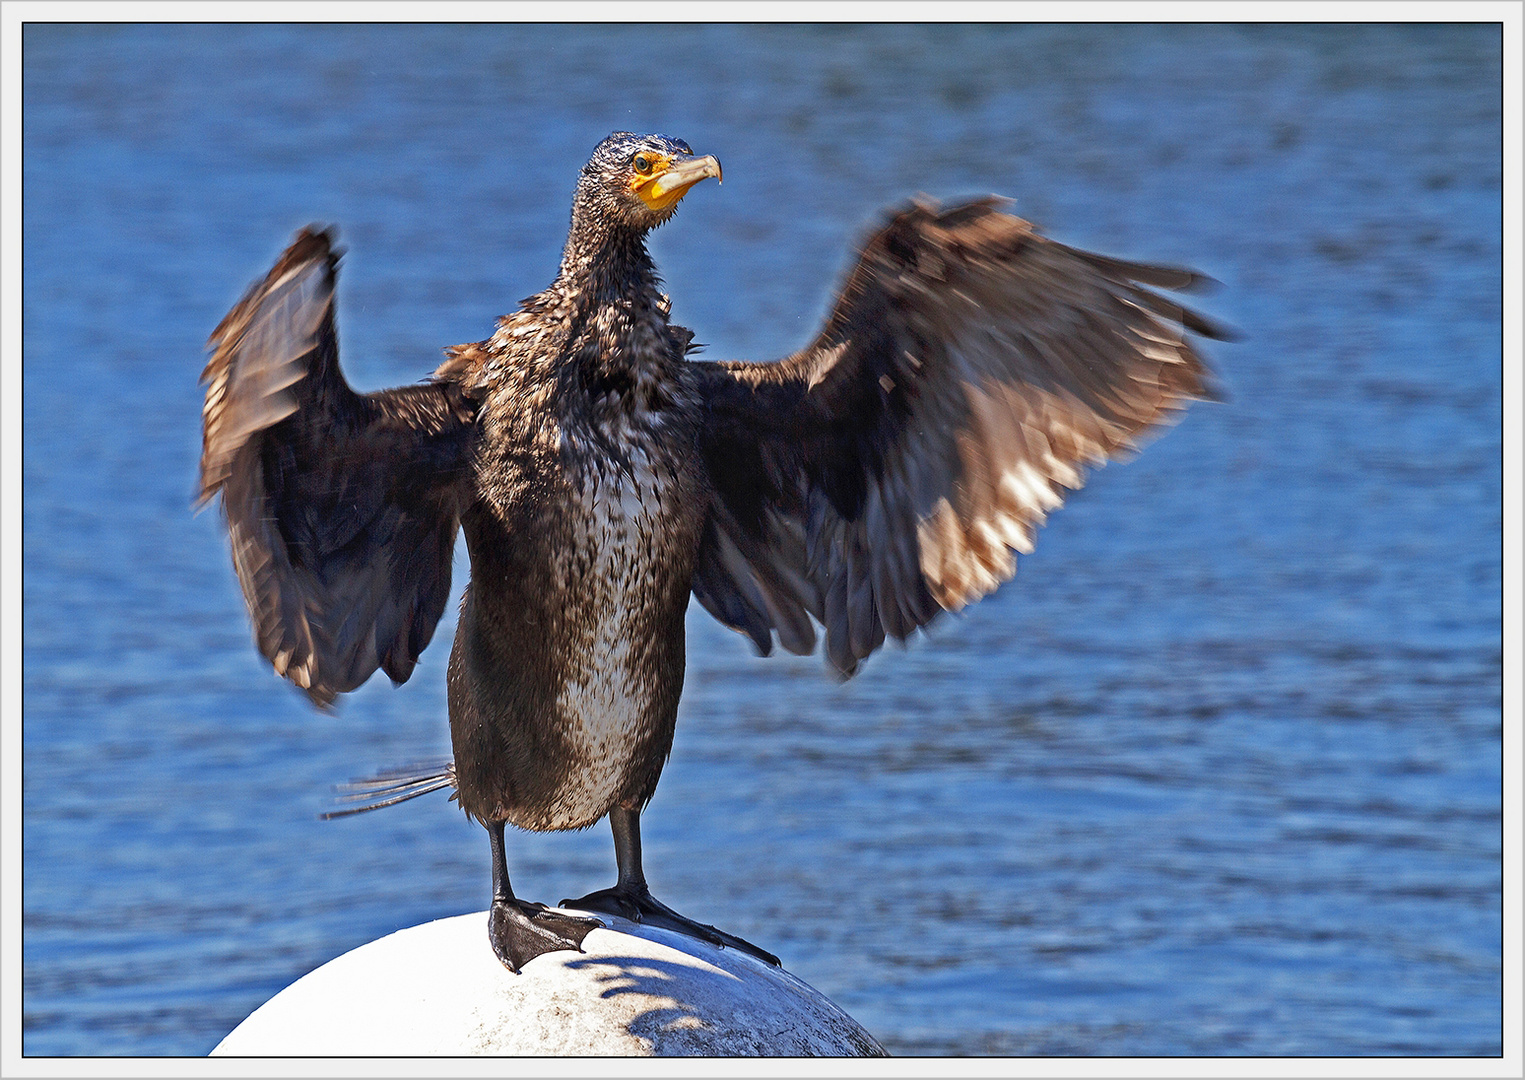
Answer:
[200,131,1224,972]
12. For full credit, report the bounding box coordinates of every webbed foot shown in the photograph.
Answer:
[562,884,780,967]
[489,898,603,973]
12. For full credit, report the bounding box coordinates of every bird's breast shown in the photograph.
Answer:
[550,434,708,825]
[457,402,707,830]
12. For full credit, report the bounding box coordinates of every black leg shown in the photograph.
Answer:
[610,803,647,893]
[563,807,780,967]
[485,820,602,973]
[489,817,512,902]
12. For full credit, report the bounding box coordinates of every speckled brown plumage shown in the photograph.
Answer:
[200,131,1227,970]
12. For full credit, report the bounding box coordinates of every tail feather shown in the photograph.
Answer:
[321,758,456,819]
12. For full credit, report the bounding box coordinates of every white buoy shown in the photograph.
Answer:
[212,909,885,1057]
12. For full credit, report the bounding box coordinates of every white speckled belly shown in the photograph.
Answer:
[541,446,685,828]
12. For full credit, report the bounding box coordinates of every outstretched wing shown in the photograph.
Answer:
[691,197,1227,675]
[200,227,477,706]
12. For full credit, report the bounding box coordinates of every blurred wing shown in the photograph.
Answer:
[692,197,1226,675]
[200,227,477,706]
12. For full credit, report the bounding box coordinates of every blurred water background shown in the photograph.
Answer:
[22,23,1502,1057]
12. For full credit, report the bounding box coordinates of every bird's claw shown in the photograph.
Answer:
[562,885,780,967]
[488,898,603,973]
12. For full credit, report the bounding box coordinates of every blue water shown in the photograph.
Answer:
[22,24,1501,1057]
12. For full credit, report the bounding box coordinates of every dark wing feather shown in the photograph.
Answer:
[693,197,1226,675]
[200,227,477,706]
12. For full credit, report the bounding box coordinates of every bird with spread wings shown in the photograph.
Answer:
[200,132,1225,972]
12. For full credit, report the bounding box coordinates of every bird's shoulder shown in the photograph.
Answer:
[436,298,568,383]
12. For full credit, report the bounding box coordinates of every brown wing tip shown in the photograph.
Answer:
[304,685,339,711]
[284,224,343,266]
[264,224,343,300]
[204,224,343,353]
[1178,305,1241,344]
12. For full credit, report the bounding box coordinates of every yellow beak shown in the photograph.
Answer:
[637,153,723,211]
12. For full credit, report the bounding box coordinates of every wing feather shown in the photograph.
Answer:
[692,197,1225,674]
[201,227,477,706]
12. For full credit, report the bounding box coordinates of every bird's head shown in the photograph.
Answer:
[575,132,723,233]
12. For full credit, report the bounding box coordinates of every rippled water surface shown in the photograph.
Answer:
[22,23,1502,1057]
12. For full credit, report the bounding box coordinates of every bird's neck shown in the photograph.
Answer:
[547,205,679,422]
[556,205,661,311]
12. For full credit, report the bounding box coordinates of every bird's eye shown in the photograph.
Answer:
[633,154,653,175]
